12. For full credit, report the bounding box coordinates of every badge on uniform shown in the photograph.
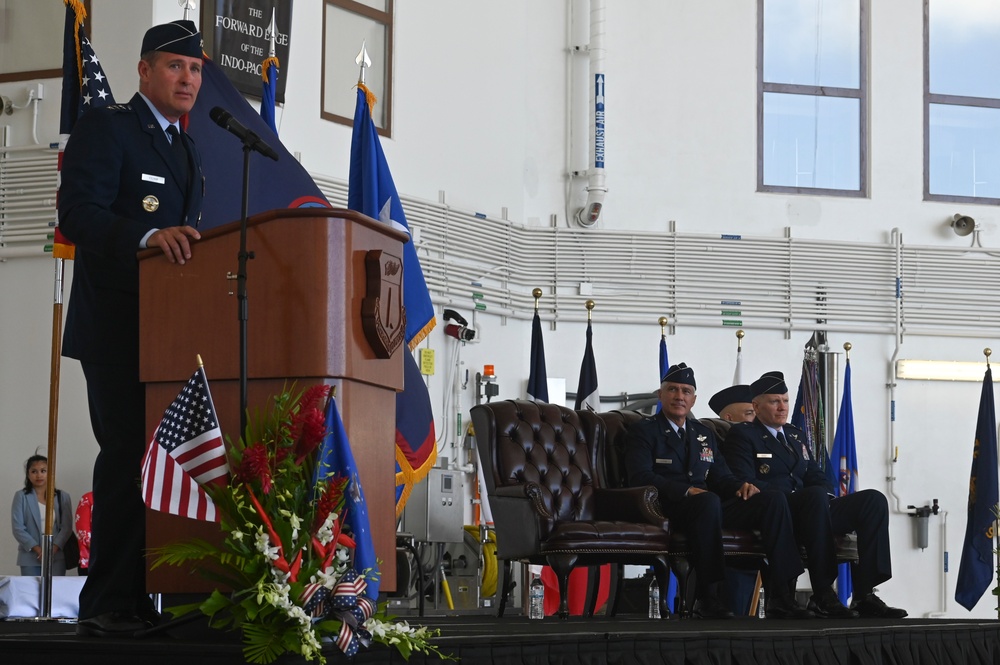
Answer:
[755,453,772,459]
[142,195,159,212]
[759,463,770,474]
[142,173,166,184]
[655,458,672,465]
[696,435,707,443]
[699,444,714,463]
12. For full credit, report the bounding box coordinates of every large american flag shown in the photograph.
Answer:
[141,365,229,522]
[56,0,116,259]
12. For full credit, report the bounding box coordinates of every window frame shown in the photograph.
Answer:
[756,0,869,197]
[0,0,91,83]
[923,0,1000,205]
[321,0,393,138]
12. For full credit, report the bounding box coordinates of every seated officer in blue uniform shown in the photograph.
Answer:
[59,19,206,638]
[723,371,907,619]
[625,363,813,619]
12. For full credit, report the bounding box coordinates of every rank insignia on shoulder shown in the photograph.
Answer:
[142,195,159,212]
[107,104,132,111]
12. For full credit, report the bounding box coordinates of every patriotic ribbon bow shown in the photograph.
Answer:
[298,569,376,657]
[331,569,375,656]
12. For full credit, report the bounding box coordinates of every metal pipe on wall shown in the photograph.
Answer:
[575,0,606,228]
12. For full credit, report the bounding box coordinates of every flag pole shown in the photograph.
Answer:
[986,347,997,621]
[39,256,67,620]
[356,41,371,86]
[733,329,745,386]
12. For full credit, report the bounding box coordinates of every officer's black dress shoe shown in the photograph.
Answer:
[76,611,148,638]
[851,592,908,619]
[765,594,815,619]
[692,595,735,619]
[136,604,163,627]
[807,587,860,618]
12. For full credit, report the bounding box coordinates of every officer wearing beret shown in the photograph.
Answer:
[709,385,755,423]
[59,20,206,638]
[723,371,907,619]
[625,363,813,619]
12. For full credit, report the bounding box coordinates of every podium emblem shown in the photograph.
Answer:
[362,249,406,358]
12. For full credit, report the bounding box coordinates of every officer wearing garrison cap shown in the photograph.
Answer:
[59,20,206,638]
[625,363,813,619]
[723,371,907,619]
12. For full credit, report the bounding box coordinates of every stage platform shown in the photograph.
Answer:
[1,611,997,665]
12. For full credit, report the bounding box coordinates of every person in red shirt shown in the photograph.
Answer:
[74,491,94,575]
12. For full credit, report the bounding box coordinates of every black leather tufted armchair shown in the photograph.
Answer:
[470,399,672,619]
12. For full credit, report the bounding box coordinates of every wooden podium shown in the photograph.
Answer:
[138,208,407,593]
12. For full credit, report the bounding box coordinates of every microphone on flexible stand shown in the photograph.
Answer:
[209,106,279,161]
[207,106,279,434]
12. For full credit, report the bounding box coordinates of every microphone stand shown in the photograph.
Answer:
[237,142,254,437]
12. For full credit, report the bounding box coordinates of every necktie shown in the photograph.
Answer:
[166,125,190,186]
[776,430,793,455]
[677,427,688,465]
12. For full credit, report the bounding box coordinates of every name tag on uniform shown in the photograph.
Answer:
[142,173,166,184]
[655,458,672,465]
[756,453,773,458]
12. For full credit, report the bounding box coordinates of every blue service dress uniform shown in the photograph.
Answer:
[722,419,892,595]
[624,412,804,597]
[59,92,204,620]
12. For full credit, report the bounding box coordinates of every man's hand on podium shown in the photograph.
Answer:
[148,226,202,265]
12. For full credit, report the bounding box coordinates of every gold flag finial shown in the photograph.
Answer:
[986,347,992,367]
[658,316,668,335]
[736,329,745,349]
[585,299,595,321]
[196,354,204,367]
[533,288,542,311]
[844,342,852,361]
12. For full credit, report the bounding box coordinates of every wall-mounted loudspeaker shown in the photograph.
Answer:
[951,213,976,237]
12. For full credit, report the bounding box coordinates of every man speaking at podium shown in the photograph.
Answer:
[59,20,205,637]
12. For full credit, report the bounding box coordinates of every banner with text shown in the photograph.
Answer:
[202,0,292,103]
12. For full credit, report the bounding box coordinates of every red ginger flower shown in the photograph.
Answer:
[238,441,273,495]
[297,384,331,413]
[313,475,348,532]
[292,385,331,463]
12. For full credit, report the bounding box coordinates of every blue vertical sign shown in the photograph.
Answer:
[594,74,605,169]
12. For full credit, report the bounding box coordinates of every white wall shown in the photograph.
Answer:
[0,0,994,618]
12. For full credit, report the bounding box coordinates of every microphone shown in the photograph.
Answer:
[209,106,279,161]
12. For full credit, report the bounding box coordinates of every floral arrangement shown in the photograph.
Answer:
[153,385,446,664]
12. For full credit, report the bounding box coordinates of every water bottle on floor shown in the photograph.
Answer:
[529,575,545,619]
[648,578,661,619]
